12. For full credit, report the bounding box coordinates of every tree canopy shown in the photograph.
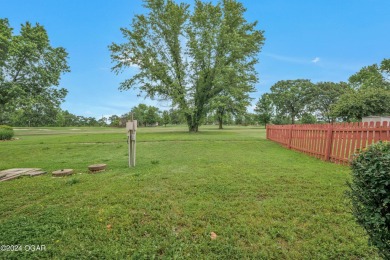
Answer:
[269,79,314,124]
[110,0,264,132]
[0,19,70,125]
[254,93,273,127]
[332,59,390,120]
[211,88,251,129]
[311,82,350,123]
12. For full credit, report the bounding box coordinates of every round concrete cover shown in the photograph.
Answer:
[88,164,107,172]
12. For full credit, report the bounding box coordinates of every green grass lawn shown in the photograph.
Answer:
[0,126,379,259]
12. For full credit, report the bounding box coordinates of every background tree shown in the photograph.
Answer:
[332,59,390,121]
[130,104,149,127]
[10,93,65,127]
[381,58,390,73]
[332,87,390,121]
[162,110,170,126]
[110,0,264,132]
[169,108,185,125]
[271,114,290,125]
[311,82,350,123]
[0,19,12,70]
[98,116,108,127]
[254,93,273,128]
[349,62,390,90]
[299,112,317,124]
[109,115,120,127]
[145,106,160,126]
[234,111,255,126]
[211,89,251,129]
[61,110,80,126]
[129,104,161,126]
[0,19,70,125]
[269,79,314,124]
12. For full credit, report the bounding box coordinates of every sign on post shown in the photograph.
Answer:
[127,119,137,167]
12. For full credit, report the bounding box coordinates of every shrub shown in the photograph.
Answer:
[347,141,390,258]
[0,125,14,140]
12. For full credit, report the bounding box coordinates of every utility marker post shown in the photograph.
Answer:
[126,114,137,167]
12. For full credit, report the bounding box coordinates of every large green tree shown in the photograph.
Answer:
[332,59,390,121]
[0,19,69,125]
[130,103,161,126]
[269,79,314,124]
[0,19,12,69]
[145,106,160,126]
[311,82,350,123]
[130,104,149,127]
[332,87,390,121]
[349,62,390,90]
[110,0,264,132]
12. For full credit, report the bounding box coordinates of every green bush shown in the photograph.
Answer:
[0,125,14,140]
[347,141,390,258]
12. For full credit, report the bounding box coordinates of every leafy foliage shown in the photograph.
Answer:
[169,108,186,125]
[311,82,350,123]
[254,93,273,127]
[162,111,170,126]
[128,103,161,127]
[331,59,390,121]
[349,63,390,90]
[347,141,390,258]
[211,89,251,129]
[381,58,390,73]
[269,79,314,124]
[299,112,317,124]
[110,0,264,132]
[0,19,70,125]
[271,114,290,125]
[332,86,390,121]
[0,125,14,140]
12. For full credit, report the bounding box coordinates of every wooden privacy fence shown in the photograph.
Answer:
[266,121,390,165]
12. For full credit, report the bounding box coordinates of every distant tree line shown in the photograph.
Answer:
[255,59,390,126]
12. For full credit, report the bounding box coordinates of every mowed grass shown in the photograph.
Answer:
[0,126,379,259]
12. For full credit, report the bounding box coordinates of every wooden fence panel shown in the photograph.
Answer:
[266,121,390,165]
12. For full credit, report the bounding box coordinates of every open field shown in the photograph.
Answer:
[0,126,379,259]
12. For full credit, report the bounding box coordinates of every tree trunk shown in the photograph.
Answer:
[188,121,199,132]
[217,109,224,129]
[186,114,199,132]
[185,101,206,132]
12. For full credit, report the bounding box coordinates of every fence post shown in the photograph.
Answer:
[288,125,293,149]
[324,124,334,161]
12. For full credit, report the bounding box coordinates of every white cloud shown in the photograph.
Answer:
[312,57,320,63]
[263,52,308,64]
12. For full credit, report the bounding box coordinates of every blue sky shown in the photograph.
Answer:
[1,0,389,118]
